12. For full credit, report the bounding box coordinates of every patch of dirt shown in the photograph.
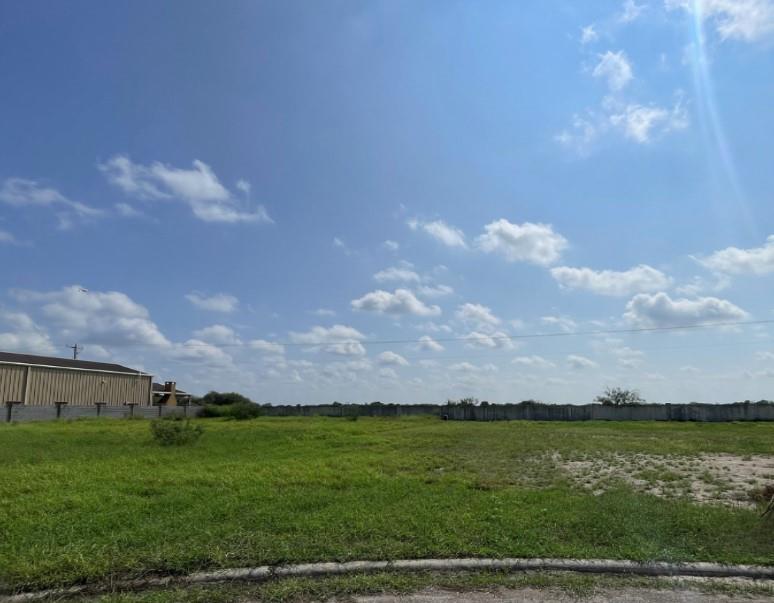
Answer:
[555,452,774,507]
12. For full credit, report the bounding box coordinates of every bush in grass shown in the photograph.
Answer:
[150,416,203,446]
[227,401,263,420]
[199,401,263,420]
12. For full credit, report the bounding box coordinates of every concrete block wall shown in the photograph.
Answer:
[5,404,203,423]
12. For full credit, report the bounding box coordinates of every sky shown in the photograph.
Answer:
[1,0,774,405]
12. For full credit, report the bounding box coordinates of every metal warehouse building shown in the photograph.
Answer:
[0,352,153,406]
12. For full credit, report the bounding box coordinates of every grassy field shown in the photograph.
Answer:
[1,416,774,593]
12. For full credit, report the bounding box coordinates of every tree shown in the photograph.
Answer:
[201,391,255,406]
[594,387,644,406]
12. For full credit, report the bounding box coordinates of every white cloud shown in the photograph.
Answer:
[592,51,634,91]
[550,264,672,296]
[512,355,556,369]
[0,311,56,354]
[185,292,239,313]
[192,324,241,346]
[448,361,497,374]
[609,100,688,143]
[567,354,598,369]
[12,285,170,348]
[476,219,567,266]
[289,324,367,357]
[541,316,578,332]
[416,284,454,298]
[408,218,467,248]
[417,335,445,352]
[557,95,688,153]
[373,265,421,284]
[99,155,271,224]
[311,308,336,317]
[379,367,399,380]
[697,235,774,275]
[235,179,251,194]
[249,339,285,355]
[581,24,599,44]
[0,178,102,228]
[624,292,749,327]
[351,289,441,317]
[377,351,409,366]
[456,303,501,327]
[170,339,233,367]
[666,0,774,42]
[465,331,514,349]
[383,240,400,252]
[619,0,647,23]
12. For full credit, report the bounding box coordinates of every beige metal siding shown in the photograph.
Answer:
[0,364,26,403]
[0,364,152,406]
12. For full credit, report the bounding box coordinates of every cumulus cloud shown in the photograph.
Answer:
[99,155,271,224]
[476,219,567,266]
[185,292,239,313]
[377,351,409,366]
[541,316,578,332]
[567,354,598,369]
[192,324,241,346]
[417,335,445,352]
[624,292,749,327]
[550,264,672,296]
[697,235,774,275]
[592,51,634,91]
[456,303,501,328]
[0,311,56,354]
[170,339,233,367]
[512,355,556,369]
[465,331,514,349]
[666,0,774,42]
[448,361,498,374]
[383,240,400,252]
[373,265,421,284]
[249,339,285,355]
[0,178,102,229]
[408,218,467,248]
[289,324,367,357]
[416,284,454,298]
[351,289,441,317]
[12,285,170,348]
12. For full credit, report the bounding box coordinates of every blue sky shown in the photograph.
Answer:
[2,0,774,404]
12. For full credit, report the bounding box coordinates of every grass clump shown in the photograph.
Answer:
[149,416,204,446]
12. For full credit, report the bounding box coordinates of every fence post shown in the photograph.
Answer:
[155,401,167,417]
[95,402,106,417]
[124,402,138,418]
[55,401,68,419]
[5,401,22,423]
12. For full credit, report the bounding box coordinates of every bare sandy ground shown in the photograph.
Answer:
[556,453,774,507]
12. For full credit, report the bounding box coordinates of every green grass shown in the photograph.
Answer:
[1,417,774,593]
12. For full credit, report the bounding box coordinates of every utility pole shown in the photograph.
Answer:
[68,344,82,360]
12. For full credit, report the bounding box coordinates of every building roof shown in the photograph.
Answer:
[0,351,147,375]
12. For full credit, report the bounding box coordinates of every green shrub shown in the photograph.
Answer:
[200,391,254,406]
[226,402,263,420]
[150,416,204,446]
